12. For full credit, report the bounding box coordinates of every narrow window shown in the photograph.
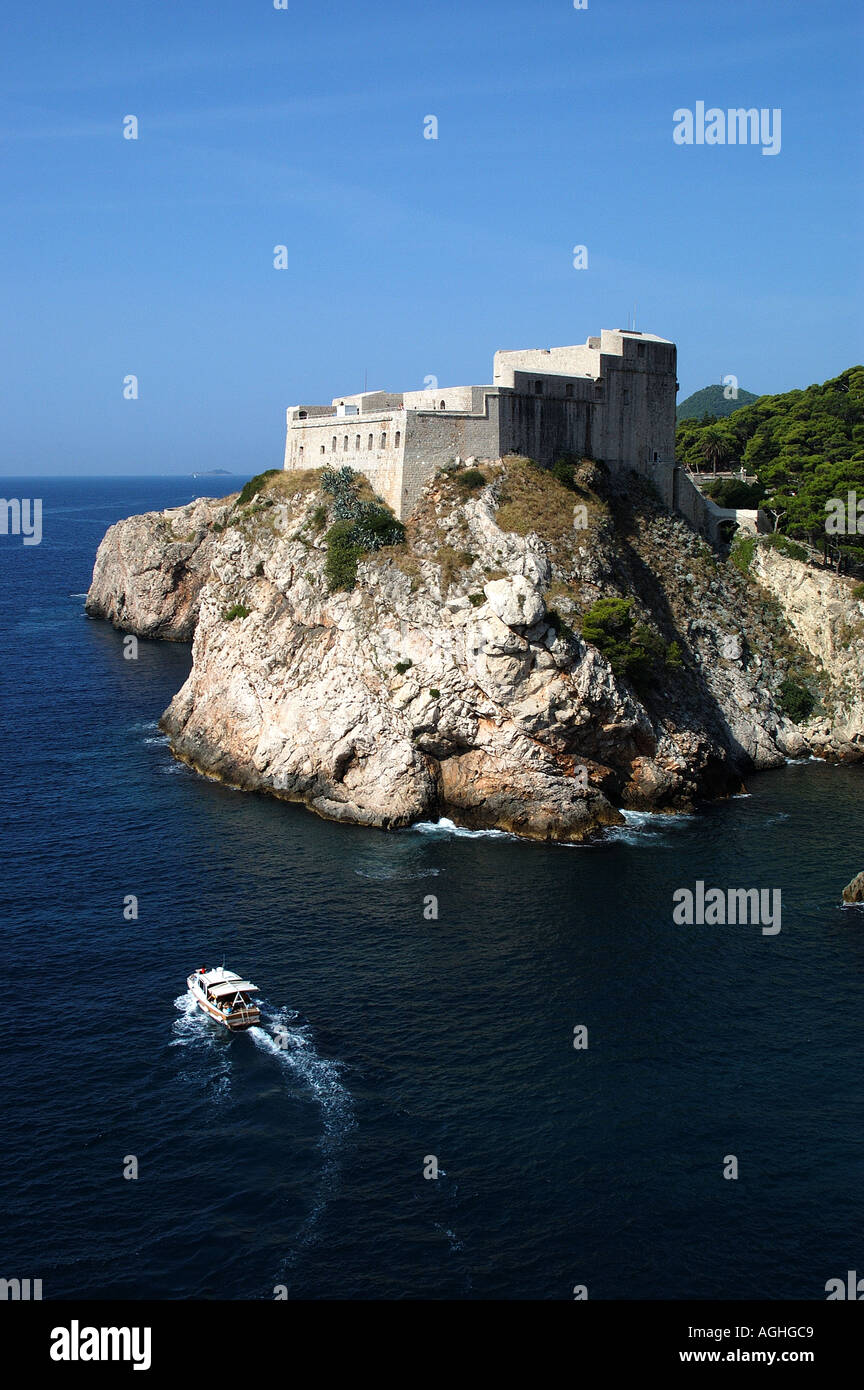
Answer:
[534,380,543,394]
[565,383,574,398]
[298,410,307,419]
[299,446,304,460]
[380,432,387,449]
[320,445,326,454]
[439,400,446,410]
[368,434,373,449]
[355,435,360,450]
[332,437,337,452]
[653,450,659,462]
[343,435,348,450]
[394,430,401,447]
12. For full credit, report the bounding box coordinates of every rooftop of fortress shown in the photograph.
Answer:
[287,330,676,420]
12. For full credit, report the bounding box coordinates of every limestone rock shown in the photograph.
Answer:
[841,872,864,904]
[85,495,229,640]
[84,462,864,841]
[484,575,545,631]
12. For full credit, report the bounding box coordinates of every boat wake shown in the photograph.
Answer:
[354,865,441,881]
[248,1007,354,1159]
[172,991,354,1275]
[249,1006,355,1274]
[170,992,232,1096]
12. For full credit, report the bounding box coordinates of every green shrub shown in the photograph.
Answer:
[731,534,757,574]
[733,532,807,573]
[852,582,864,601]
[429,688,440,699]
[545,608,574,638]
[223,602,250,621]
[351,502,405,551]
[324,520,360,592]
[236,469,280,507]
[581,598,676,685]
[310,503,328,533]
[394,659,413,674]
[551,455,580,491]
[455,468,487,492]
[762,532,807,562]
[778,677,815,723]
[469,592,485,607]
[319,468,405,590]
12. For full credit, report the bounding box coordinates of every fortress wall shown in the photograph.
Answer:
[591,361,677,475]
[283,329,681,525]
[494,344,599,386]
[284,409,408,515]
[401,396,501,517]
[670,466,746,542]
[402,386,479,411]
[499,392,595,463]
[333,391,404,410]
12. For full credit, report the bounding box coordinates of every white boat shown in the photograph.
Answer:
[186,966,261,1031]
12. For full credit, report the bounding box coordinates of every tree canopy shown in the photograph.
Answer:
[675,367,864,565]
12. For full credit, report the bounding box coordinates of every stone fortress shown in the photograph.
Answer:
[283,328,755,541]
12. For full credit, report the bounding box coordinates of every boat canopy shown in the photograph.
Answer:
[208,980,259,999]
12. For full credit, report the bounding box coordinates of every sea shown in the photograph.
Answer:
[1,475,862,1301]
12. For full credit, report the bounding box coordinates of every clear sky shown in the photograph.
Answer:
[1,0,861,476]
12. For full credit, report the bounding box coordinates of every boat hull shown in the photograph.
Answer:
[187,975,260,1031]
[193,996,259,1030]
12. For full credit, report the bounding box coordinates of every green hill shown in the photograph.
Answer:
[677,383,759,421]
[675,366,864,566]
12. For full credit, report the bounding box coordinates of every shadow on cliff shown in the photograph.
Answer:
[604,484,766,798]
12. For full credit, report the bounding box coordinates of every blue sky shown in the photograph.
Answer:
[1,0,861,475]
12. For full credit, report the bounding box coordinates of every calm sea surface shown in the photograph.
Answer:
[1,476,862,1300]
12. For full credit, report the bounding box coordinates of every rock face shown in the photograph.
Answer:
[85,496,230,640]
[841,872,864,904]
[750,547,864,762]
[85,460,864,841]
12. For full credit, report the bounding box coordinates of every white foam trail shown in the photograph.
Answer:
[354,866,441,880]
[409,816,517,840]
[249,1008,355,1272]
[434,1223,464,1253]
[248,1009,353,1156]
[170,992,231,1093]
[171,993,354,1269]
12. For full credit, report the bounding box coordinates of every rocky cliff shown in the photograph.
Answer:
[85,459,864,841]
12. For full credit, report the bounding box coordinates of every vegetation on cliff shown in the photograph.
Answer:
[85,452,864,843]
[676,367,864,567]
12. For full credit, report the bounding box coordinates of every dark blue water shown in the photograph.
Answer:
[1,477,862,1301]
